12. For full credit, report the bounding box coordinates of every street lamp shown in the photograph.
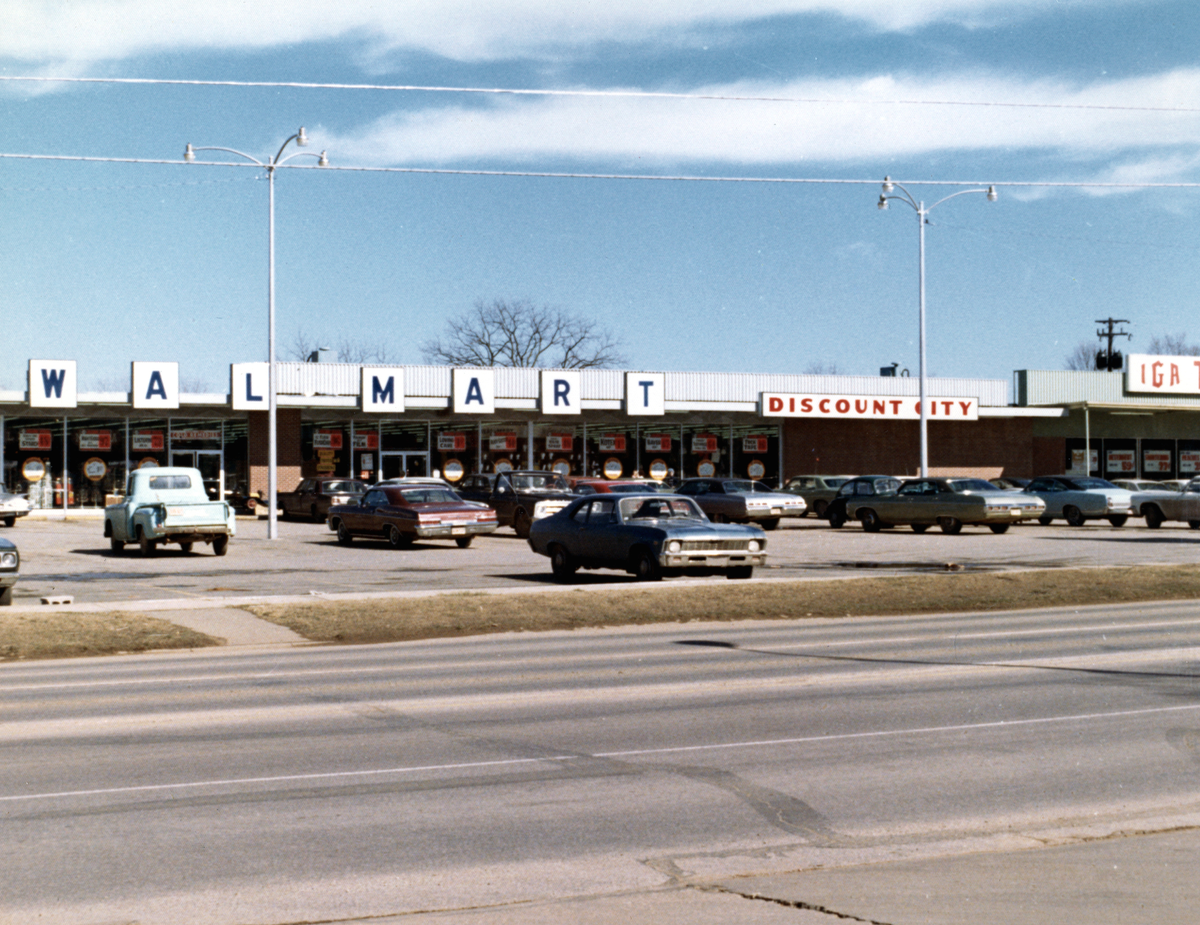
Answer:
[877,177,997,477]
[184,129,328,539]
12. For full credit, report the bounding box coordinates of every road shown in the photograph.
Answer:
[3,600,1199,923]
[9,513,1200,604]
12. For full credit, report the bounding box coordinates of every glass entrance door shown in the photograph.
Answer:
[170,450,224,499]
[380,452,429,480]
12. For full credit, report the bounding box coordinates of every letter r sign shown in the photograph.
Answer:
[625,372,665,416]
[540,370,581,414]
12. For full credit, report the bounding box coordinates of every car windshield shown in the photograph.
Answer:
[723,480,757,494]
[825,478,850,488]
[1066,477,1118,490]
[619,496,704,521]
[948,479,1002,493]
[399,489,460,504]
[510,473,568,491]
[323,481,365,492]
[147,475,191,490]
[607,482,667,493]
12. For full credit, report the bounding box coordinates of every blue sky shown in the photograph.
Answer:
[2,0,1199,393]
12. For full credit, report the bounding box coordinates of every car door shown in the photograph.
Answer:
[345,489,388,534]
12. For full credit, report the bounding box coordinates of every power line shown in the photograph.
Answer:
[0,74,1196,114]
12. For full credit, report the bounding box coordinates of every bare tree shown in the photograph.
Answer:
[1146,332,1200,356]
[286,328,393,364]
[421,299,626,369]
[1064,341,1097,371]
[803,361,842,375]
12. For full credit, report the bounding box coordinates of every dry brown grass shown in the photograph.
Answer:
[0,612,219,661]
[243,565,1200,645]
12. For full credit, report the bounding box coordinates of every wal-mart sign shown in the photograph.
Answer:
[761,392,978,421]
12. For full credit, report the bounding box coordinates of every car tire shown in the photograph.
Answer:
[859,509,882,533]
[110,537,124,553]
[937,516,963,535]
[336,521,353,545]
[827,510,846,529]
[137,528,156,557]
[761,518,780,531]
[550,544,577,581]
[212,535,229,557]
[1064,505,1086,527]
[989,524,1011,534]
[633,548,662,582]
[0,585,11,606]
[814,500,828,518]
[1144,506,1164,529]
[513,508,532,539]
[179,542,194,553]
[1190,520,1200,530]
[455,536,474,549]
[1037,515,1054,526]
[280,507,291,521]
[727,566,754,580]
[911,523,929,534]
[388,525,413,549]
[2,515,14,528]
[1107,515,1128,527]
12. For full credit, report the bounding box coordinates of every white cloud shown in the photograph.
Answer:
[318,69,1200,172]
[0,0,1133,66]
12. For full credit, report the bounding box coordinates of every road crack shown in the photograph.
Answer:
[694,883,894,923]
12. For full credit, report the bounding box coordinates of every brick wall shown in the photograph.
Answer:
[782,417,1036,478]
[1032,436,1067,476]
[247,409,303,497]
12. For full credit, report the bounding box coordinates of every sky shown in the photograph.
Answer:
[2,0,1200,394]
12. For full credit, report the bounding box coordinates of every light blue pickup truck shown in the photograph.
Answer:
[105,467,236,556]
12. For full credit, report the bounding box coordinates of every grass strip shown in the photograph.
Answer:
[243,565,1200,645]
[0,613,220,661]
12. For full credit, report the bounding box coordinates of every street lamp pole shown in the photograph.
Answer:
[184,129,328,539]
[878,177,997,477]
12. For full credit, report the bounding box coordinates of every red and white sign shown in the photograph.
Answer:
[1127,354,1200,395]
[1070,448,1098,474]
[692,435,718,453]
[438,432,467,451]
[132,431,164,451]
[171,429,221,442]
[761,392,978,421]
[599,435,626,453]
[490,433,517,452]
[352,432,379,450]
[743,435,768,454]
[1143,451,1172,474]
[545,434,573,452]
[313,430,343,450]
[78,430,112,451]
[20,429,52,450]
[1181,451,1200,474]
[645,434,672,453]
[1107,449,1136,473]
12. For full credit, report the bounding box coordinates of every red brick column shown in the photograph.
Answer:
[247,409,303,498]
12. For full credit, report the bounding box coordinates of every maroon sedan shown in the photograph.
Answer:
[328,485,498,548]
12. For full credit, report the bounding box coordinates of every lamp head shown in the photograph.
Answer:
[296,127,309,147]
[184,143,195,163]
[986,185,998,202]
[318,150,329,167]
[877,194,888,210]
[882,176,894,194]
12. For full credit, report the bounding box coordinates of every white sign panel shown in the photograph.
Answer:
[1107,449,1136,473]
[625,372,665,416]
[1126,354,1200,395]
[540,370,581,415]
[1143,451,1172,474]
[132,361,180,409]
[231,363,269,411]
[362,367,405,413]
[29,360,77,408]
[761,392,978,421]
[1181,451,1200,474]
[453,369,495,414]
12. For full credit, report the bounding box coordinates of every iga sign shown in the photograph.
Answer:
[761,392,978,421]
[1126,354,1200,394]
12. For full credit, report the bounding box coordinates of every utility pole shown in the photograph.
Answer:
[1094,318,1131,371]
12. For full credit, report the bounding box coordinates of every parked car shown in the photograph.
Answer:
[528,493,766,581]
[105,466,236,556]
[780,475,855,517]
[328,484,498,547]
[674,478,805,529]
[279,477,368,523]
[1022,476,1135,526]
[823,475,904,528]
[570,478,670,495]
[989,477,1031,491]
[0,535,17,605]
[0,488,31,527]
[1155,479,1193,492]
[455,471,574,538]
[844,477,1046,534]
[1126,478,1200,529]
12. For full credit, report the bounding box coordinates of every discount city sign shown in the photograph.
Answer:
[760,392,978,421]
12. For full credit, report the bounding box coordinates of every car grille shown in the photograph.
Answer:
[681,540,752,551]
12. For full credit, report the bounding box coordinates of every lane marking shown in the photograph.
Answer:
[4,700,1200,805]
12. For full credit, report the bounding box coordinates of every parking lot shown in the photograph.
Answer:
[6,512,1199,607]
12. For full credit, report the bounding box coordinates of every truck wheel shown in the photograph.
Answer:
[0,586,11,606]
[513,508,532,539]
[455,536,474,549]
[989,524,1011,534]
[2,516,14,528]
[937,516,963,535]
[859,509,882,533]
[1144,506,1164,529]
[212,535,229,556]
[110,537,124,553]
[633,549,662,582]
[727,566,754,580]
[1064,505,1086,527]
[137,528,156,558]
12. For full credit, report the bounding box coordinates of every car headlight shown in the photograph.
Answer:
[667,540,682,554]
[0,552,17,568]
[748,540,761,553]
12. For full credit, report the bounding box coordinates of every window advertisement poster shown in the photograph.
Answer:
[743,435,769,454]
[545,434,573,452]
[78,431,112,451]
[490,433,517,452]
[1143,450,1172,474]
[1070,448,1097,474]
[645,434,672,453]
[132,431,164,451]
[1106,449,1136,474]
[692,434,718,453]
[438,432,467,451]
[352,432,379,450]
[313,431,343,450]
[1181,451,1200,474]
[598,434,625,453]
[20,429,53,450]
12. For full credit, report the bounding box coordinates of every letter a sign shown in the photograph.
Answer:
[29,360,77,408]
[453,369,495,414]
[132,362,180,409]
[362,367,405,412]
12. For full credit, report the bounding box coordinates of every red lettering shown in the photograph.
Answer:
[890,400,903,414]
[942,401,953,415]
[768,396,783,413]
[1195,361,1200,387]
[800,398,813,413]
[819,399,830,413]
[1141,363,1146,384]
[960,401,973,416]
[1171,364,1181,386]
[855,399,868,414]
[789,397,796,412]
[1153,361,1164,388]
[836,399,850,413]
[873,400,886,414]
